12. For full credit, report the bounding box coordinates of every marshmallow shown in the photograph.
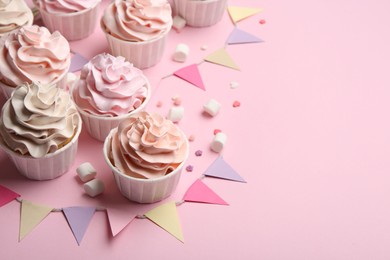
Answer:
[76,162,97,182]
[201,45,208,51]
[173,44,189,63]
[230,81,239,89]
[172,15,186,31]
[203,99,221,117]
[84,179,105,197]
[211,132,227,153]
[168,106,184,122]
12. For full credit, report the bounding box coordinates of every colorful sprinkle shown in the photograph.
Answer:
[195,150,203,157]
[185,165,194,172]
[214,129,222,135]
[156,101,163,108]
[233,101,241,108]
[259,19,266,25]
[188,135,195,142]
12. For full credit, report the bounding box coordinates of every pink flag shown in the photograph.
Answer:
[106,207,136,237]
[173,64,206,91]
[183,179,228,205]
[0,185,20,207]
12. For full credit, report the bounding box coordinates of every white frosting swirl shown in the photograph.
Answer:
[0,0,33,36]
[0,82,80,158]
[35,0,100,14]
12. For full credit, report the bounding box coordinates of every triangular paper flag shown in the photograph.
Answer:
[204,48,240,70]
[106,207,136,237]
[228,6,263,23]
[204,156,246,183]
[183,179,228,205]
[227,27,263,45]
[70,52,89,72]
[0,185,20,207]
[19,200,53,241]
[173,64,206,91]
[63,207,95,245]
[145,202,184,242]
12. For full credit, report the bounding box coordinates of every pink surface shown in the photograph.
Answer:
[2,0,390,259]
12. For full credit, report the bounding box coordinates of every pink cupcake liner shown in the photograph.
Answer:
[38,1,101,41]
[0,114,82,181]
[72,76,151,142]
[103,129,189,204]
[172,0,227,27]
[0,71,68,99]
[102,23,169,69]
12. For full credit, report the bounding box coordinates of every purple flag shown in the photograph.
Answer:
[204,156,246,183]
[63,207,95,245]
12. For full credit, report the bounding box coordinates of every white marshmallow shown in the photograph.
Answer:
[201,45,208,51]
[173,44,189,63]
[211,132,227,153]
[230,81,239,89]
[76,162,97,182]
[172,15,186,31]
[84,179,105,197]
[203,99,221,117]
[168,106,184,122]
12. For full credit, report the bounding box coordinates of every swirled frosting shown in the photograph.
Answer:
[0,25,70,88]
[101,0,172,42]
[0,82,80,158]
[0,0,33,36]
[35,0,100,14]
[109,112,188,179]
[73,53,149,117]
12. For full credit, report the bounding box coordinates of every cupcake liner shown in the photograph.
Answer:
[0,114,82,181]
[103,129,189,204]
[0,71,68,99]
[172,0,227,27]
[102,23,169,69]
[38,1,101,41]
[72,76,151,142]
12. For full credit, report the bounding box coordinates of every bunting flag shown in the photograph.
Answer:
[227,6,263,23]
[106,207,136,237]
[204,48,240,70]
[227,27,263,45]
[0,185,20,207]
[183,179,228,205]
[70,52,89,72]
[145,202,184,242]
[63,207,95,245]
[204,156,246,183]
[173,64,206,91]
[19,200,53,241]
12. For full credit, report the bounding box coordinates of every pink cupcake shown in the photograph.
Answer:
[103,112,189,203]
[171,0,227,27]
[34,0,101,41]
[0,25,71,99]
[0,0,33,36]
[101,0,172,69]
[0,82,82,180]
[72,53,151,142]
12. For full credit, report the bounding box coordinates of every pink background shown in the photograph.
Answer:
[2,0,390,259]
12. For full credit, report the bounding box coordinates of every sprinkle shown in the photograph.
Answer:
[156,101,163,107]
[201,45,208,51]
[185,165,194,172]
[195,150,203,157]
[259,19,266,24]
[214,129,221,135]
[233,101,241,108]
[230,81,239,89]
[188,135,195,142]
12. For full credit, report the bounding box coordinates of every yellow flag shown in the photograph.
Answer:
[19,200,53,241]
[228,6,263,23]
[204,48,240,70]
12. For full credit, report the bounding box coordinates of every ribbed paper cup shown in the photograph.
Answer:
[0,71,68,100]
[0,114,82,181]
[72,76,151,142]
[38,1,101,41]
[172,0,227,27]
[102,21,169,69]
[103,128,189,204]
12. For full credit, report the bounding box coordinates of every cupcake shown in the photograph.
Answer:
[0,0,33,36]
[171,0,227,27]
[103,112,189,203]
[0,25,71,99]
[34,0,101,41]
[101,0,172,69]
[72,53,150,142]
[0,82,82,180]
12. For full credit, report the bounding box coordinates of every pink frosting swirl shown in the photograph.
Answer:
[0,0,33,36]
[35,0,100,14]
[109,112,188,179]
[73,53,149,117]
[102,0,172,42]
[0,25,70,88]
